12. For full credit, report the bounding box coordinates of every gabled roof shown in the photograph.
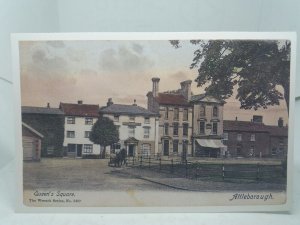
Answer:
[154,93,190,106]
[100,104,158,117]
[22,106,64,115]
[60,103,99,117]
[22,122,44,138]
[190,94,223,104]
[224,120,288,136]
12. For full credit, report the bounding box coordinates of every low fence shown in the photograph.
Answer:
[125,155,286,181]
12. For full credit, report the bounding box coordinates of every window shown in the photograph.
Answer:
[236,144,242,156]
[279,139,284,154]
[223,132,228,140]
[144,127,150,138]
[173,123,179,136]
[249,146,254,157]
[165,107,169,119]
[67,144,76,152]
[272,147,277,155]
[250,134,255,141]
[182,140,188,159]
[85,117,93,125]
[129,116,135,122]
[67,117,75,124]
[144,117,150,124]
[164,123,169,135]
[128,126,135,137]
[67,131,75,138]
[173,108,179,120]
[84,131,91,138]
[200,105,205,117]
[173,140,179,153]
[237,134,242,141]
[141,144,151,157]
[213,106,218,117]
[83,144,93,153]
[47,146,54,155]
[199,121,205,134]
[114,115,119,122]
[212,122,218,135]
[183,123,188,136]
[183,108,188,121]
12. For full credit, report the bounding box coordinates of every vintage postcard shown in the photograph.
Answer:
[12,32,296,213]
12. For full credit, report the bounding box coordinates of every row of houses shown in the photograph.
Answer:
[22,77,288,160]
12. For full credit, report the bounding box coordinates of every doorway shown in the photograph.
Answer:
[163,140,169,156]
[76,144,82,157]
[128,144,135,157]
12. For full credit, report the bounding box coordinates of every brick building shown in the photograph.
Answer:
[147,78,193,158]
[223,116,288,158]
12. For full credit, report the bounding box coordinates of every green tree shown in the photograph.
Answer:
[171,40,291,113]
[89,116,119,159]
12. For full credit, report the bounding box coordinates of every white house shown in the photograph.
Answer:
[99,98,159,157]
[60,101,100,158]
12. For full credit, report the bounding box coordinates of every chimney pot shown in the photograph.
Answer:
[107,98,113,107]
[133,99,137,106]
[278,117,284,128]
[47,103,50,108]
[78,100,83,104]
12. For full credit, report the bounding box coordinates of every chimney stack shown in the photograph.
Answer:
[278,117,283,128]
[107,98,113,107]
[152,77,160,97]
[253,115,263,123]
[78,100,83,104]
[180,80,192,101]
[133,99,137,106]
[47,103,50,108]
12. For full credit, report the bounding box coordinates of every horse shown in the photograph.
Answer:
[119,148,127,166]
[108,148,127,167]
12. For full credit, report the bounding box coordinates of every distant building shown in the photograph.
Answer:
[147,78,194,158]
[59,101,100,158]
[22,122,43,161]
[99,98,159,157]
[22,104,64,157]
[190,94,226,158]
[223,116,288,158]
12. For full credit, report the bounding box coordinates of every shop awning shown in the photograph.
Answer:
[196,139,226,148]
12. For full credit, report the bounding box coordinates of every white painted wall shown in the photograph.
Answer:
[103,114,157,142]
[63,116,100,155]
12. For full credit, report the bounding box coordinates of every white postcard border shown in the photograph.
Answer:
[11,32,296,213]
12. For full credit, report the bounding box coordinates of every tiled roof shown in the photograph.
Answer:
[22,106,64,115]
[155,93,190,106]
[266,126,288,137]
[190,94,223,104]
[100,104,158,116]
[60,103,99,117]
[224,120,288,136]
[223,120,269,132]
